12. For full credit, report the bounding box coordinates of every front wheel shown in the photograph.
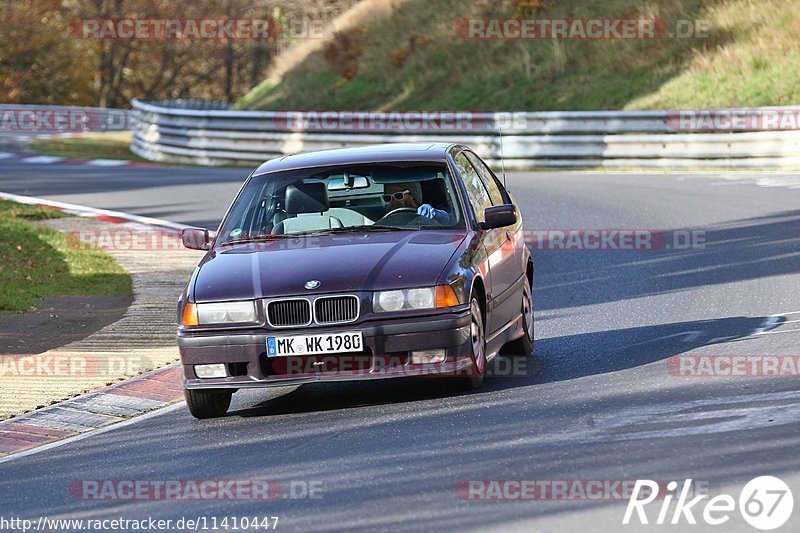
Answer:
[456,297,486,391]
[185,389,232,419]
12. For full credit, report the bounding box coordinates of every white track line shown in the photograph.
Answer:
[20,156,65,164]
[753,328,800,336]
[86,159,130,167]
[750,316,781,335]
[0,402,186,465]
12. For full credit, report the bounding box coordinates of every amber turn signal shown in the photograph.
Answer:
[435,285,460,308]
[181,302,199,326]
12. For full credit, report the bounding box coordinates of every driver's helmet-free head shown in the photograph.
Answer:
[387,182,422,206]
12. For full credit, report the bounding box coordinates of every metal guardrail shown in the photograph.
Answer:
[131,99,800,168]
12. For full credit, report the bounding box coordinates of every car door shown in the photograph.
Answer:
[453,150,508,335]
[464,151,524,332]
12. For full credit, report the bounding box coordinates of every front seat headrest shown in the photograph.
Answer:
[284,182,329,214]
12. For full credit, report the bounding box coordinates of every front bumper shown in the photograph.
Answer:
[178,310,473,390]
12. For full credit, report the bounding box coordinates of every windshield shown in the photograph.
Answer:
[218,162,464,244]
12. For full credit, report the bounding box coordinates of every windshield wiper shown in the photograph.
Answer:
[304,225,420,236]
[220,234,291,245]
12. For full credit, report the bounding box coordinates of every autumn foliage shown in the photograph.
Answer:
[323,28,368,82]
[0,0,356,107]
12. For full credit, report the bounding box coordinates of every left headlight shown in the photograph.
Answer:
[182,301,257,325]
[373,285,459,312]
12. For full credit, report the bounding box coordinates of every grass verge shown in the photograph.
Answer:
[28,132,252,167]
[239,0,800,111]
[27,132,148,162]
[0,200,132,313]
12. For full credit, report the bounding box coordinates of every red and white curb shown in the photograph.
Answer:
[0,151,158,167]
[0,193,200,462]
[0,366,184,462]
[0,191,192,233]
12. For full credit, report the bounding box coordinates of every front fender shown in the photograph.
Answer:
[437,231,487,305]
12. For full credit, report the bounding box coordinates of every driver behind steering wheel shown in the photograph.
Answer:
[383,182,451,224]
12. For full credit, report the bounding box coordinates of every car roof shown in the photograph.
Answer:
[252,142,457,175]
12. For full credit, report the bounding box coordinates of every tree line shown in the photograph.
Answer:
[0,0,357,108]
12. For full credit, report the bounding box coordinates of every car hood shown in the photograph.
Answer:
[192,230,467,302]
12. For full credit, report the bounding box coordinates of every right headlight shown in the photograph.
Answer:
[373,285,459,312]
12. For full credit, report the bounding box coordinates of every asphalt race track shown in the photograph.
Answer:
[0,158,245,227]
[2,159,800,531]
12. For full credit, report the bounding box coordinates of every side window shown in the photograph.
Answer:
[465,151,505,206]
[454,151,492,224]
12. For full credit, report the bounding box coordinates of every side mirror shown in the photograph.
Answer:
[181,228,211,250]
[481,204,517,229]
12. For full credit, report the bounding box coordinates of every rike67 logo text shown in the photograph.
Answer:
[624,477,793,530]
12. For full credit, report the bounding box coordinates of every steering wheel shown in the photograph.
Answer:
[377,207,421,225]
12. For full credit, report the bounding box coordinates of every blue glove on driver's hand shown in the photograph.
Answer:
[417,204,450,223]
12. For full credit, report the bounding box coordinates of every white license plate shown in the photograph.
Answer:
[267,331,363,357]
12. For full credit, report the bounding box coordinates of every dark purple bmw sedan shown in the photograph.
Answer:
[177,143,533,418]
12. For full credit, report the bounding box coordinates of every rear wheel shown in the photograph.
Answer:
[185,389,232,419]
[503,276,533,358]
[456,297,486,391]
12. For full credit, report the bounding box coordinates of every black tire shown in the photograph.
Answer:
[185,388,232,419]
[456,297,487,391]
[503,275,534,358]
